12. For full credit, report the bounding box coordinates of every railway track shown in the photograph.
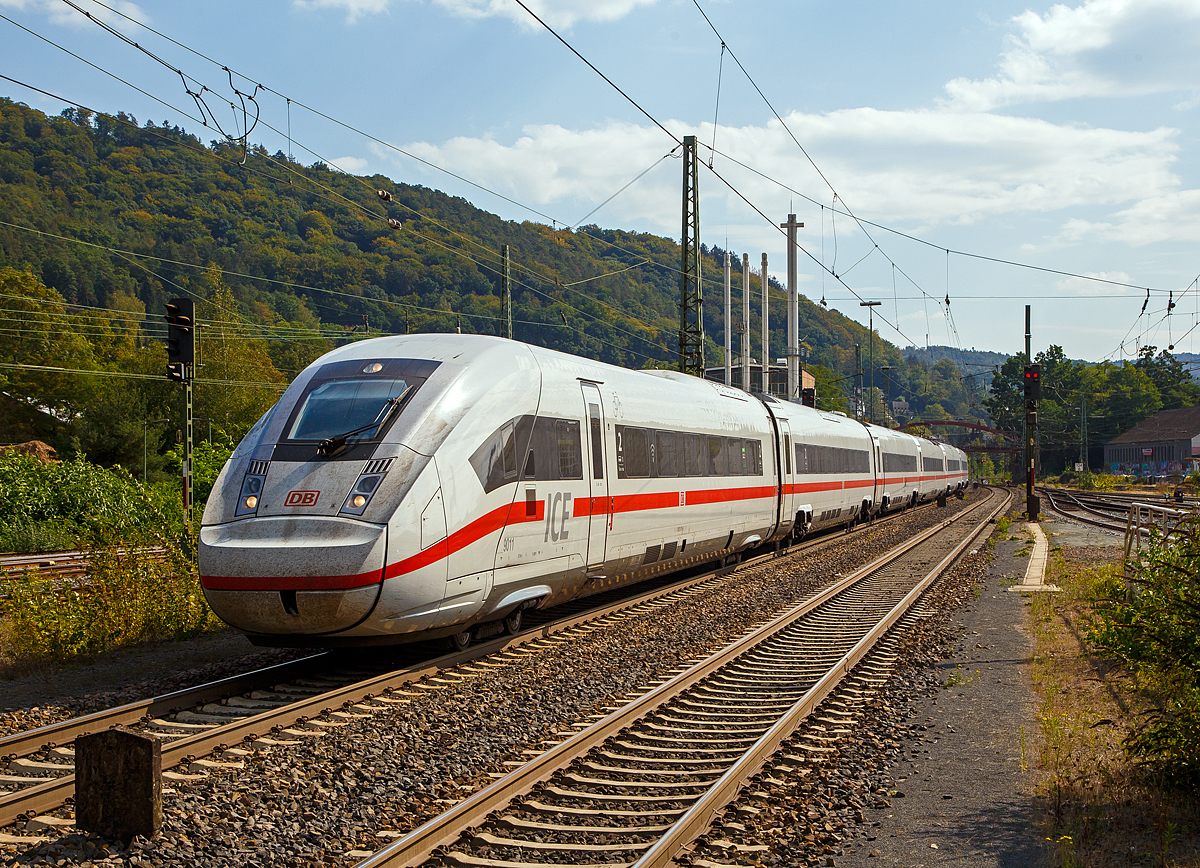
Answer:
[1039,486,1162,533]
[0,496,956,839]
[352,486,1010,868]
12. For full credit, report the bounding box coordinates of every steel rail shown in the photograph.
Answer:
[0,502,903,829]
[0,496,952,830]
[632,487,1011,868]
[1038,487,1132,533]
[0,492,938,767]
[354,487,1005,868]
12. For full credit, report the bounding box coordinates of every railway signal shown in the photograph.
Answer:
[163,297,196,538]
[1023,364,1040,401]
[164,298,195,367]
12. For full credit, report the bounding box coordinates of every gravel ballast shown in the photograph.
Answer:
[2,497,978,867]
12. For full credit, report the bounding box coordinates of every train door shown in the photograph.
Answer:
[870,429,883,510]
[776,417,795,534]
[580,382,609,574]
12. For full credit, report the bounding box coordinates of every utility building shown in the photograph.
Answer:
[704,363,815,401]
[1104,405,1200,476]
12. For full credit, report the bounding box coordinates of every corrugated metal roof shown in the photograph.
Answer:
[1107,405,1200,445]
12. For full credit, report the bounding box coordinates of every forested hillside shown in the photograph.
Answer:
[0,96,987,472]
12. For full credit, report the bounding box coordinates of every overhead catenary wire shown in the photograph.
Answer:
[41,0,1181,310]
[12,3,1162,386]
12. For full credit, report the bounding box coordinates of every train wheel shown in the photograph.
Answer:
[448,629,472,651]
[503,607,523,635]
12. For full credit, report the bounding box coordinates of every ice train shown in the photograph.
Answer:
[198,335,969,648]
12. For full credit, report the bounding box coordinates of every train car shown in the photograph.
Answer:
[199,334,968,648]
[202,335,792,647]
[762,399,877,534]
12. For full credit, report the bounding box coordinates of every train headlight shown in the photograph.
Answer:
[235,471,268,517]
[341,473,384,516]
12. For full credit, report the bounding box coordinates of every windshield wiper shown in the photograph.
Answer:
[317,386,412,457]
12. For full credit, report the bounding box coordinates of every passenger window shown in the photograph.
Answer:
[501,421,517,479]
[624,427,650,477]
[707,437,727,476]
[784,435,791,475]
[656,431,679,478]
[683,433,703,476]
[588,403,603,479]
[556,419,583,479]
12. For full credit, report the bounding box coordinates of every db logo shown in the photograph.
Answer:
[285,490,320,507]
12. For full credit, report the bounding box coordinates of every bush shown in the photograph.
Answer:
[0,451,180,545]
[1088,516,1200,786]
[2,540,222,660]
[0,518,77,553]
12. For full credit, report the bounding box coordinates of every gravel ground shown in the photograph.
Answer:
[677,495,1128,868]
[0,497,977,867]
[0,632,307,738]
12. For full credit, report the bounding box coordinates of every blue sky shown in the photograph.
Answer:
[5,0,1200,363]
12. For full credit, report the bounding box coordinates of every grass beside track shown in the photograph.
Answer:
[1,541,222,670]
[1028,545,1200,867]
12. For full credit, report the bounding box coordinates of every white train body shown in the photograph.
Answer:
[199,335,968,646]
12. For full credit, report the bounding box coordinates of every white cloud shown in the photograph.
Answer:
[291,0,391,23]
[399,121,676,224]
[293,0,656,26]
[0,0,149,29]
[1046,189,1200,245]
[944,0,1200,110]
[330,155,371,173]
[1055,270,1133,293]
[397,109,1180,237]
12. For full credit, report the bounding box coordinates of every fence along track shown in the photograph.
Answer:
[0,496,919,834]
[355,487,1009,868]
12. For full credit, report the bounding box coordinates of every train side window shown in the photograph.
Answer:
[523,449,536,479]
[683,433,703,476]
[750,440,762,475]
[727,438,744,475]
[707,437,727,476]
[469,415,536,493]
[656,431,680,478]
[627,427,649,477]
[588,403,603,479]
[556,419,583,479]
[784,435,791,475]
[502,421,517,479]
[795,443,807,474]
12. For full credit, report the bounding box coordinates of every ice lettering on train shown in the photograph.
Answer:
[545,492,572,542]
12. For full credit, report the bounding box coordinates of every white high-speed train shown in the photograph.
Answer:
[199,335,969,648]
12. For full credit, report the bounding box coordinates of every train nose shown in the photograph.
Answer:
[199,517,387,636]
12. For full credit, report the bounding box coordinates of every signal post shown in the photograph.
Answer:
[164,299,196,534]
[1024,362,1040,519]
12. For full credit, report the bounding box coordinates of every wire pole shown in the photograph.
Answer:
[724,253,732,385]
[503,244,513,340]
[741,253,751,392]
[861,301,881,422]
[781,214,803,400]
[761,253,769,394]
[678,136,704,376]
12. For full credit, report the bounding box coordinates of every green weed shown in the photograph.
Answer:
[2,540,222,662]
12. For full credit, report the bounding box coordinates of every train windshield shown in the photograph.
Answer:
[286,377,412,443]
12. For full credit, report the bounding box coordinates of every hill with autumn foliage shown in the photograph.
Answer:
[0,96,986,472]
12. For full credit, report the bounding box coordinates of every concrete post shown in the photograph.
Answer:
[724,253,732,385]
[76,728,162,842]
[761,253,769,394]
[742,253,751,392]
